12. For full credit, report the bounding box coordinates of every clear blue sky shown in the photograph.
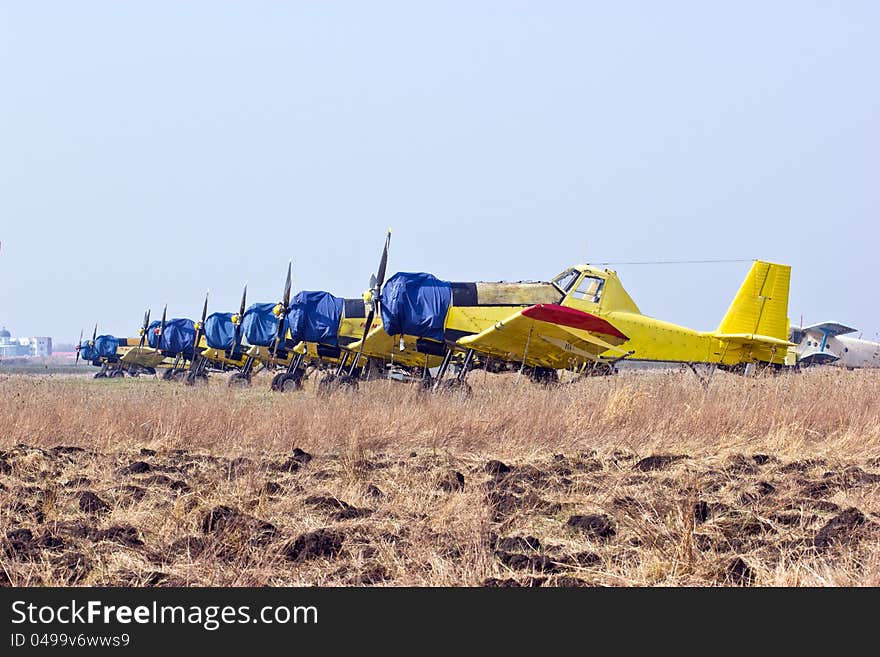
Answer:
[1,2,878,343]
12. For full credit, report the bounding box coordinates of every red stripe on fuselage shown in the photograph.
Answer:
[521,304,628,340]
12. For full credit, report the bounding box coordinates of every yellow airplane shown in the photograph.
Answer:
[312,231,445,392]
[116,306,192,379]
[348,257,794,390]
[184,287,252,385]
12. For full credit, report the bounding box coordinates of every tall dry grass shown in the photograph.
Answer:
[1,367,878,459]
[0,367,878,587]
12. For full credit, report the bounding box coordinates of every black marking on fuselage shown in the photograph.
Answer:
[451,282,478,307]
[343,298,366,318]
[444,328,476,342]
[415,338,447,357]
[316,344,342,359]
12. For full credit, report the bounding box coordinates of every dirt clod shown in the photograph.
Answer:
[497,536,541,552]
[284,529,345,562]
[486,460,512,476]
[123,461,152,474]
[439,471,465,492]
[725,557,756,585]
[814,508,869,549]
[78,491,110,514]
[566,514,616,539]
[634,455,686,471]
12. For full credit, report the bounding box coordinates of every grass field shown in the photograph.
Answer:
[1,367,878,586]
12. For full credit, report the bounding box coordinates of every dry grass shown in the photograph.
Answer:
[1,367,878,587]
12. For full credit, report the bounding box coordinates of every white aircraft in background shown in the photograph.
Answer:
[790,322,880,369]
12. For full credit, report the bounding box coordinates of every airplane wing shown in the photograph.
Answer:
[455,304,629,369]
[346,326,444,369]
[801,322,858,337]
[119,347,168,368]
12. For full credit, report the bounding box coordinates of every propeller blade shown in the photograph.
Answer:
[272,264,292,360]
[349,231,391,376]
[349,309,374,376]
[190,291,209,372]
[157,304,167,352]
[230,282,247,358]
[239,282,248,317]
[138,307,151,348]
[75,328,83,365]
[375,229,391,291]
[200,291,209,324]
[91,324,98,342]
[283,261,292,308]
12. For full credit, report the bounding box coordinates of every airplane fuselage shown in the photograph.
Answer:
[797,333,880,369]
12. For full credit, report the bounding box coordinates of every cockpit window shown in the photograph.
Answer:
[571,276,604,303]
[552,269,579,293]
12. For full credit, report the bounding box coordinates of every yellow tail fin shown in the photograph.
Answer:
[716,261,791,341]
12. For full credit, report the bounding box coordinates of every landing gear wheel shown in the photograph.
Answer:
[336,374,358,391]
[93,371,107,379]
[587,362,615,377]
[276,372,303,393]
[227,372,251,388]
[317,373,358,395]
[162,369,176,381]
[316,373,336,396]
[172,370,188,382]
[109,370,125,379]
[436,379,472,397]
[530,367,559,385]
[185,371,209,386]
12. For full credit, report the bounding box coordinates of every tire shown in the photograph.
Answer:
[270,372,285,391]
[162,369,176,381]
[276,372,303,393]
[586,363,615,378]
[317,372,357,395]
[337,374,359,391]
[109,370,125,379]
[93,371,107,379]
[316,373,336,396]
[530,367,559,384]
[437,379,472,397]
[185,371,208,386]
[227,372,251,388]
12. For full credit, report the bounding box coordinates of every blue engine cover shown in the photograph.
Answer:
[242,303,288,348]
[93,335,119,359]
[147,318,196,355]
[288,291,344,346]
[204,312,236,350]
[79,340,97,362]
[380,272,451,342]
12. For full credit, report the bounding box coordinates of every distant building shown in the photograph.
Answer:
[0,327,53,357]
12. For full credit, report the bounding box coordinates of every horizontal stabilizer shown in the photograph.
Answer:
[801,322,858,337]
[715,333,794,348]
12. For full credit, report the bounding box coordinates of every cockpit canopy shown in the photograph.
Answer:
[551,267,605,304]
